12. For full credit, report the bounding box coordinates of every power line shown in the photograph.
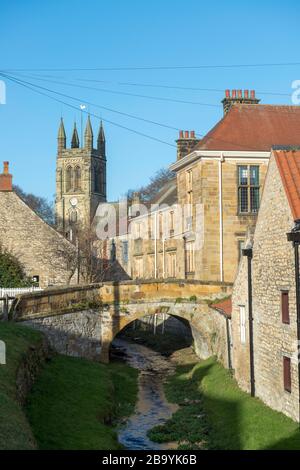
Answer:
[78,79,292,97]
[1,72,220,108]
[1,71,201,134]
[2,61,300,72]
[0,72,177,148]
[8,71,292,98]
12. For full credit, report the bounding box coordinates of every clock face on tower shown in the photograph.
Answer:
[70,197,78,207]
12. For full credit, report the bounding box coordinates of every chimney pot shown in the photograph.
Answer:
[244,90,249,99]
[250,90,255,99]
[0,161,12,191]
[179,130,184,139]
[232,89,236,98]
[190,130,195,138]
[225,89,230,98]
[3,162,9,175]
[184,130,189,138]
[237,89,242,98]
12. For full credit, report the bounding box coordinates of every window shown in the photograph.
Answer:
[238,240,245,261]
[159,212,163,239]
[94,165,100,193]
[148,215,153,239]
[281,291,290,324]
[238,165,259,214]
[167,252,177,278]
[283,356,291,393]
[185,241,195,274]
[135,222,142,239]
[169,211,174,236]
[148,254,155,278]
[135,257,144,278]
[157,252,164,278]
[65,166,72,192]
[74,166,81,191]
[122,241,128,264]
[239,306,246,344]
[186,169,193,192]
[69,209,78,224]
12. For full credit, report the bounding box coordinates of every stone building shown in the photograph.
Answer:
[129,179,184,279]
[0,162,76,288]
[55,117,107,240]
[232,148,300,421]
[170,91,300,283]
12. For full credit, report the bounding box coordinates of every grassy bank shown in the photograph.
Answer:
[26,355,138,450]
[149,356,300,450]
[0,321,42,449]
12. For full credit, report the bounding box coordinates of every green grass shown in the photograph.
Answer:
[26,355,138,449]
[149,356,300,450]
[0,321,42,449]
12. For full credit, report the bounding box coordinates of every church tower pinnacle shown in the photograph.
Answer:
[71,122,80,148]
[55,116,107,239]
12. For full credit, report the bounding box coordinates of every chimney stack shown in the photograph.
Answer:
[222,89,260,115]
[0,161,12,191]
[176,130,200,160]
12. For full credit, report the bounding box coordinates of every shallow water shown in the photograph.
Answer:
[113,338,178,450]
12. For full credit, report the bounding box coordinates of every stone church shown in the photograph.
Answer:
[55,117,107,240]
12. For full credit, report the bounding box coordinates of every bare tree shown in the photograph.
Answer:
[74,225,112,284]
[127,168,175,202]
[14,185,55,226]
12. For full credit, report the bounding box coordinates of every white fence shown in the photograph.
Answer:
[0,287,43,314]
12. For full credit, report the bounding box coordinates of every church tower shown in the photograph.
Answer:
[55,117,107,239]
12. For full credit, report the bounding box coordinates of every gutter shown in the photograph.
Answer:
[242,246,255,397]
[170,150,271,172]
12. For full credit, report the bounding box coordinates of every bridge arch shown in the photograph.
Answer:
[12,280,232,366]
[99,299,215,363]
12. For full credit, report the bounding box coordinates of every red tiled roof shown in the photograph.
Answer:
[211,297,232,318]
[274,149,300,221]
[195,105,300,151]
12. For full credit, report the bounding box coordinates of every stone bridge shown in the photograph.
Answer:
[11,279,232,364]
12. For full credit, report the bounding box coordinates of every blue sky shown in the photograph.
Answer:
[0,0,299,203]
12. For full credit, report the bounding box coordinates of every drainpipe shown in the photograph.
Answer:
[226,316,232,370]
[287,222,300,423]
[242,246,255,397]
[219,153,224,282]
[162,237,166,278]
[154,212,158,279]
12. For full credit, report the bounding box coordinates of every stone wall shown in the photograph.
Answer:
[176,157,268,283]
[231,255,250,392]
[232,156,299,421]
[192,306,231,368]
[0,191,76,288]
[22,309,102,361]
[252,156,299,421]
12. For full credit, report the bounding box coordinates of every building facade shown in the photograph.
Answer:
[170,92,300,284]
[232,149,300,421]
[55,117,107,240]
[0,162,76,288]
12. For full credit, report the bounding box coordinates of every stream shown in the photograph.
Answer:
[112,338,178,450]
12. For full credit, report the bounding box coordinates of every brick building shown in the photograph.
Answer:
[0,162,76,288]
[232,148,300,421]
